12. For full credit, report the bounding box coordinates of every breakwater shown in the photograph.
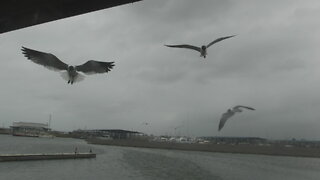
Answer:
[0,153,96,162]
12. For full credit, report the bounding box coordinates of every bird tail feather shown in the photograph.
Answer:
[60,72,85,84]
[60,71,69,81]
[74,73,85,83]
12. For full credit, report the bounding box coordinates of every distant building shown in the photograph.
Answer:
[202,136,267,145]
[11,122,50,137]
[72,129,143,139]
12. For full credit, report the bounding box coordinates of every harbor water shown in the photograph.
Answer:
[1,135,320,180]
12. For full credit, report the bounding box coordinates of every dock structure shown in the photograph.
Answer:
[0,153,96,162]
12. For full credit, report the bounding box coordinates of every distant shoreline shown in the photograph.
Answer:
[86,138,320,158]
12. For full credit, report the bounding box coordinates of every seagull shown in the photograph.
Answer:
[21,46,115,84]
[165,35,236,58]
[218,105,255,131]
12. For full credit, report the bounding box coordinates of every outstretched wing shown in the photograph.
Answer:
[234,105,255,111]
[206,35,236,48]
[218,110,235,131]
[75,60,115,75]
[21,46,68,71]
[165,44,201,52]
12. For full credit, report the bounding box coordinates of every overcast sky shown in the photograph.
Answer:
[1,0,320,139]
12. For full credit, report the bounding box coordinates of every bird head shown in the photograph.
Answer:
[68,66,75,71]
[201,45,206,50]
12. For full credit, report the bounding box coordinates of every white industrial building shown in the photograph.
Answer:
[11,122,50,137]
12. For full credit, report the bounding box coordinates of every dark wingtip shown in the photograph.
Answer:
[248,107,256,110]
[105,62,115,72]
[21,46,28,56]
[21,46,26,52]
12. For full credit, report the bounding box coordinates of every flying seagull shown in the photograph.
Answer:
[21,46,115,84]
[165,35,236,58]
[218,105,255,131]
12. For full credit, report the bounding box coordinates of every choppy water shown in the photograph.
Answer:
[1,135,320,180]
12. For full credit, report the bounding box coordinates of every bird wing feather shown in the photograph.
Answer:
[234,105,255,111]
[75,60,115,75]
[218,111,235,131]
[21,46,68,71]
[206,35,236,48]
[165,44,201,52]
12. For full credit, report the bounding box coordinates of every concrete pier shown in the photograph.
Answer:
[0,153,96,162]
